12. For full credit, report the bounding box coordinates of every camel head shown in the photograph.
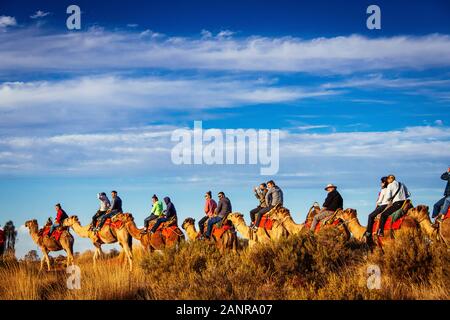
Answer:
[24,219,38,230]
[114,212,134,223]
[64,215,79,226]
[407,205,429,220]
[227,212,244,223]
[335,208,357,222]
[181,217,195,230]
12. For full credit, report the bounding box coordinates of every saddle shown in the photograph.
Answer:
[370,201,413,238]
[257,214,274,230]
[95,217,123,230]
[303,208,343,233]
[372,200,412,233]
[39,225,65,241]
[202,218,233,240]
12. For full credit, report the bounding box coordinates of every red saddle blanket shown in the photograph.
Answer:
[305,218,341,233]
[372,215,406,233]
[212,224,232,239]
[160,225,179,238]
[41,226,64,241]
[258,215,274,230]
[443,207,450,221]
[201,220,233,239]
[95,218,123,229]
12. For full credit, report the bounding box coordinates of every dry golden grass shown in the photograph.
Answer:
[0,230,449,300]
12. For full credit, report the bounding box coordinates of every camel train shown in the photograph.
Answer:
[24,172,450,271]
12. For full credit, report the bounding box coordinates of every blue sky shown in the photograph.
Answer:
[0,0,449,257]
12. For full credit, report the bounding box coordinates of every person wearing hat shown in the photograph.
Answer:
[142,194,164,233]
[198,191,217,237]
[309,183,343,231]
[90,192,111,230]
[95,190,123,232]
[364,177,389,244]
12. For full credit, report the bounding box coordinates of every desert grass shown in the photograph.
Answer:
[0,229,449,300]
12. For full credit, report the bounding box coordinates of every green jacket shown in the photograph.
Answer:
[151,200,164,216]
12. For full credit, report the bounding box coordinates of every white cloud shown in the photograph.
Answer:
[216,30,235,38]
[139,29,164,38]
[0,125,448,176]
[0,75,337,134]
[0,16,17,28]
[296,125,330,131]
[1,28,450,73]
[201,29,212,38]
[30,10,50,19]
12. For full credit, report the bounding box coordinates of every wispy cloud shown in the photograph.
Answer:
[0,125,448,177]
[30,10,50,19]
[1,28,450,74]
[0,75,337,134]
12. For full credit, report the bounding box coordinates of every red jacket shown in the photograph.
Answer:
[204,199,217,217]
[0,229,4,245]
[56,209,68,224]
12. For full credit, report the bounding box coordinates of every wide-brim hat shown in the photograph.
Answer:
[324,183,337,190]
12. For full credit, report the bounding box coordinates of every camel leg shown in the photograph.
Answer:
[39,253,46,272]
[42,249,51,271]
[93,245,102,267]
[62,238,74,267]
[119,236,133,271]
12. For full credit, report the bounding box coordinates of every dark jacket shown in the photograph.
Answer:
[163,197,177,219]
[323,190,343,212]
[110,196,123,213]
[216,197,232,218]
[441,172,450,197]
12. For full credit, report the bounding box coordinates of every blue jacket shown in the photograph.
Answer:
[442,172,450,197]
[163,197,177,219]
[110,196,123,213]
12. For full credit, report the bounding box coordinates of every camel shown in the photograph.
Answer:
[25,219,74,271]
[271,205,349,239]
[114,213,184,251]
[407,205,449,246]
[64,215,133,270]
[270,206,306,235]
[334,207,419,246]
[227,212,288,247]
[181,217,238,252]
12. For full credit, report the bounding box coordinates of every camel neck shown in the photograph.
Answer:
[28,226,41,245]
[125,220,143,240]
[281,214,304,233]
[345,217,366,241]
[417,215,437,237]
[185,225,198,241]
[72,221,90,238]
[232,217,251,239]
